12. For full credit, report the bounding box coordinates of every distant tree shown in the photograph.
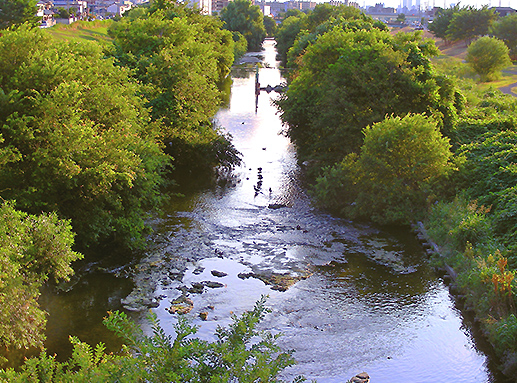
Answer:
[491,13,517,60]
[466,36,512,82]
[446,6,497,45]
[0,0,39,29]
[263,15,277,37]
[57,7,70,19]
[275,13,308,65]
[428,5,460,43]
[396,13,406,23]
[219,0,266,51]
[282,8,305,19]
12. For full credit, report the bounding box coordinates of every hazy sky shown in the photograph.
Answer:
[353,0,516,9]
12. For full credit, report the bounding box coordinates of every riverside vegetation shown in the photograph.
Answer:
[275,3,517,379]
[0,0,304,381]
[1,0,517,380]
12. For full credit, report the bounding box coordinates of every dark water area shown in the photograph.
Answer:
[28,39,511,382]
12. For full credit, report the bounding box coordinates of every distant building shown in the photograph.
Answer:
[37,1,56,27]
[329,0,349,5]
[52,0,88,14]
[189,0,212,15]
[106,1,133,15]
[490,7,516,17]
[212,0,230,13]
[367,3,395,14]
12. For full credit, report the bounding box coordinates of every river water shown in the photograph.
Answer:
[38,39,509,382]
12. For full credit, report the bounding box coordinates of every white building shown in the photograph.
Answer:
[106,1,133,15]
[189,0,212,15]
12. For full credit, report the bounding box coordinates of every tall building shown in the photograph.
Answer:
[189,0,212,15]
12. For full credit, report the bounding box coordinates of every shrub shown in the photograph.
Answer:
[466,36,512,82]
[0,297,302,382]
[315,114,454,224]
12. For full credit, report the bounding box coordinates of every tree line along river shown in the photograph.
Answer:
[37,39,509,383]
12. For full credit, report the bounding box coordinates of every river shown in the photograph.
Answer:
[38,39,509,382]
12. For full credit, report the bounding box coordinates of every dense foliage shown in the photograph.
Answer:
[0,0,39,29]
[465,36,511,82]
[0,27,170,249]
[274,3,370,67]
[0,201,81,352]
[108,1,241,174]
[491,13,517,60]
[0,298,301,382]
[276,28,461,170]
[219,0,266,52]
[314,114,454,224]
[429,5,496,45]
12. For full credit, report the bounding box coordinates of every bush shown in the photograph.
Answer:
[0,201,82,351]
[315,114,454,224]
[0,297,303,382]
[466,36,512,82]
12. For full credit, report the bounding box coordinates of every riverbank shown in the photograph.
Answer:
[414,206,517,381]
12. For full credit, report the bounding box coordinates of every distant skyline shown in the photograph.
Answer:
[330,0,516,10]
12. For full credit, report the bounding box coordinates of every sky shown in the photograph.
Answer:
[351,0,516,9]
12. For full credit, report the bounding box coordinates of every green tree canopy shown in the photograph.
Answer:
[285,14,388,70]
[0,201,82,350]
[491,13,517,59]
[466,36,511,82]
[276,3,367,67]
[108,1,240,174]
[0,27,170,248]
[446,6,496,44]
[428,5,460,42]
[219,0,266,52]
[276,28,462,169]
[275,13,308,66]
[314,114,454,224]
[0,0,39,29]
[263,15,277,37]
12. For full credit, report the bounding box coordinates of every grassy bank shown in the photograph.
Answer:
[45,20,113,43]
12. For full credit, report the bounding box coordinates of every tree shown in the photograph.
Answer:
[491,13,517,60]
[109,2,240,175]
[275,13,308,65]
[0,201,82,351]
[314,114,454,224]
[276,28,461,170]
[0,27,170,249]
[263,15,277,37]
[428,5,460,43]
[446,6,497,45]
[57,7,70,19]
[466,36,511,82]
[0,298,300,382]
[285,15,388,70]
[0,0,39,29]
[396,13,406,23]
[219,0,266,51]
